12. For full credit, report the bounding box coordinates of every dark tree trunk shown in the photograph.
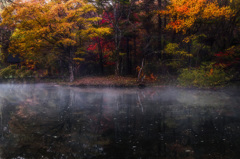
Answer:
[163,0,167,50]
[126,37,132,75]
[164,0,167,27]
[133,36,137,74]
[115,49,120,76]
[98,38,104,75]
[188,41,192,68]
[69,62,74,82]
[158,0,162,58]
[114,6,120,76]
[69,49,74,82]
[172,30,176,43]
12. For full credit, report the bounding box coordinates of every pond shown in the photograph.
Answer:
[0,84,240,159]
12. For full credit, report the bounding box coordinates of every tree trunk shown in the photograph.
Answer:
[133,36,137,74]
[126,37,132,75]
[162,0,167,50]
[69,62,74,82]
[114,2,120,76]
[172,30,176,43]
[114,28,120,76]
[137,58,145,82]
[188,41,191,68]
[115,49,120,76]
[98,38,104,75]
[164,0,167,28]
[158,0,162,58]
[69,50,74,82]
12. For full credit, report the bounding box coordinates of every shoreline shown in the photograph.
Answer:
[59,76,164,88]
[0,76,238,90]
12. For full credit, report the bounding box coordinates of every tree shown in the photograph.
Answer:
[159,0,235,70]
[1,0,111,81]
[162,0,234,34]
[95,0,139,76]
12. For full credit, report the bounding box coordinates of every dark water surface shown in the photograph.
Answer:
[0,84,240,159]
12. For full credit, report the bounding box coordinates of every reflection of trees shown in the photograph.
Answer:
[0,97,18,146]
[0,86,240,159]
[192,114,240,159]
[99,92,170,158]
[98,91,240,159]
[1,89,108,159]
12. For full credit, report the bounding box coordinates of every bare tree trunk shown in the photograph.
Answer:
[137,58,145,82]
[69,50,74,82]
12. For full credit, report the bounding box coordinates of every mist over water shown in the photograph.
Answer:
[0,84,240,158]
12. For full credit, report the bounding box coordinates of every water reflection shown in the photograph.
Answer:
[0,84,240,158]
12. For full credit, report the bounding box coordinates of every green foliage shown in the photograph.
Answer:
[164,43,192,57]
[0,65,33,79]
[15,67,33,78]
[0,65,16,78]
[191,34,210,52]
[119,52,126,56]
[178,63,231,87]
[163,43,192,70]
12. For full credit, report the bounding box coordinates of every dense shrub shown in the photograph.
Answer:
[0,65,33,79]
[0,65,16,78]
[16,69,33,78]
[178,63,231,87]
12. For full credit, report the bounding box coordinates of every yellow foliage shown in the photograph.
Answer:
[81,27,112,38]
[0,0,111,67]
[73,57,85,61]
[162,0,234,33]
[202,3,232,19]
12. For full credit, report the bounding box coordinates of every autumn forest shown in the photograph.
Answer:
[0,0,239,87]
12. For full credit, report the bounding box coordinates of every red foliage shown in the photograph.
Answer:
[101,12,114,26]
[87,10,141,67]
[104,61,115,66]
[168,20,182,29]
[214,49,240,68]
[87,43,97,51]
[87,37,115,66]
[215,51,233,57]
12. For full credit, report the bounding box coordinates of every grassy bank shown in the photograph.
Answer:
[1,75,237,89]
[59,76,170,88]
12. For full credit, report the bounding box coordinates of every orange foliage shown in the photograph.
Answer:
[162,0,234,33]
[209,68,214,76]
[146,73,157,81]
[136,66,157,82]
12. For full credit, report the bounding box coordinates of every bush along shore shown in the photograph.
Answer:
[0,73,238,89]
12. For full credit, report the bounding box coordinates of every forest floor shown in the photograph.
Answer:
[60,76,170,88]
